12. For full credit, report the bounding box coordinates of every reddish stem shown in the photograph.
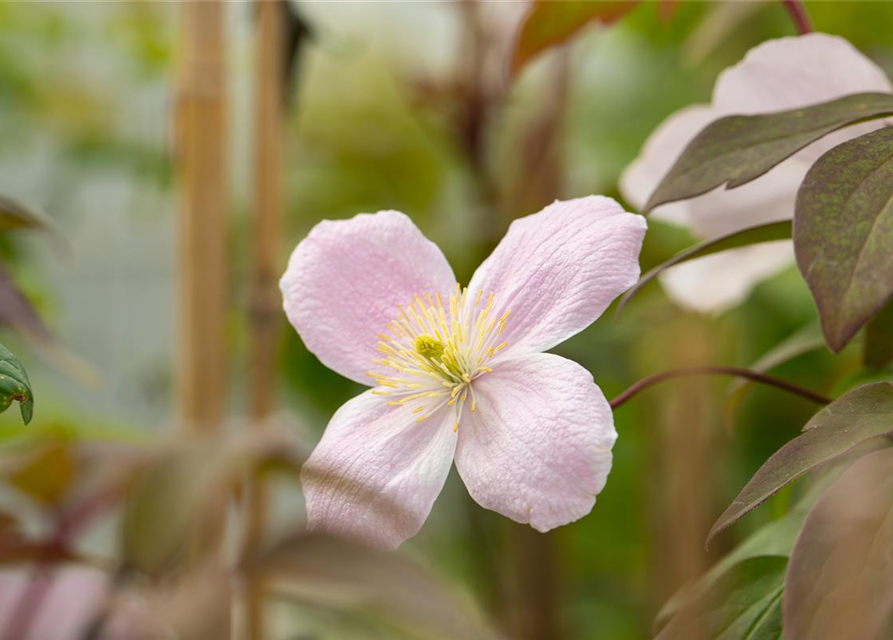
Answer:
[782,0,813,34]
[609,365,831,410]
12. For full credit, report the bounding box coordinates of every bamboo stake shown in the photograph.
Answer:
[245,2,286,638]
[177,1,229,433]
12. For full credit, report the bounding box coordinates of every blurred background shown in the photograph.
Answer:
[1,2,891,639]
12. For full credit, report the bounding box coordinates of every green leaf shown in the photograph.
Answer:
[0,194,53,233]
[865,297,893,368]
[617,221,792,314]
[511,1,640,76]
[655,556,787,640]
[0,342,33,424]
[784,447,893,640]
[707,382,893,546]
[796,126,893,352]
[725,322,826,422]
[656,508,805,633]
[645,92,893,212]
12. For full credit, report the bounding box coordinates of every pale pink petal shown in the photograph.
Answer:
[301,390,458,550]
[713,33,893,162]
[619,104,717,225]
[467,196,646,357]
[619,33,888,313]
[0,567,108,640]
[714,33,892,114]
[455,353,615,532]
[680,159,807,238]
[280,211,456,385]
[659,241,795,314]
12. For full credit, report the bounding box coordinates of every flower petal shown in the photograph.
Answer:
[455,353,615,532]
[619,104,718,224]
[301,390,458,550]
[659,241,795,314]
[0,567,109,640]
[467,196,646,357]
[714,33,893,163]
[281,211,456,385]
[714,33,892,114]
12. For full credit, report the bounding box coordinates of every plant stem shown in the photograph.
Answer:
[610,365,831,410]
[782,0,813,35]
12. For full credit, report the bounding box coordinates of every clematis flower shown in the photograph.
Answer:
[620,33,892,313]
[280,197,646,549]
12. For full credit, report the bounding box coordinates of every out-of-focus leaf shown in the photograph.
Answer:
[248,533,498,640]
[865,297,893,368]
[724,322,826,423]
[0,342,33,424]
[0,265,98,387]
[617,221,792,314]
[121,433,301,577]
[0,263,52,343]
[0,440,74,505]
[0,194,53,233]
[656,556,786,640]
[708,382,893,545]
[784,447,893,640]
[657,506,804,633]
[657,440,889,633]
[645,92,893,212]
[796,126,893,352]
[511,1,640,76]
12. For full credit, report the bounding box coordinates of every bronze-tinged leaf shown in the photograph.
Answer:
[617,220,791,314]
[120,432,301,577]
[784,447,893,640]
[707,382,893,546]
[796,126,893,351]
[248,533,498,640]
[865,297,893,368]
[797,128,893,348]
[645,92,893,212]
[511,1,640,76]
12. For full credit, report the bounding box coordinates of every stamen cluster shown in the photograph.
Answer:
[367,284,511,431]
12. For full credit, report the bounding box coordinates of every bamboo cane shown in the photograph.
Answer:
[177,1,229,432]
[176,2,230,636]
[245,2,286,638]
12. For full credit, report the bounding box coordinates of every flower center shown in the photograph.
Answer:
[367,284,511,432]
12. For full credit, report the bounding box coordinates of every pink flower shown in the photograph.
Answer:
[281,197,646,549]
[621,33,892,313]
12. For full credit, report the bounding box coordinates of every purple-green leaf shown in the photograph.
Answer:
[617,220,791,314]
[784,446,893,640]
[645,92,893,212]
[795,126,893,352]
[707,382,893,546]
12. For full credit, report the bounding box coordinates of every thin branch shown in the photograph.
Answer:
[782,0,813,35]
[610,365,831,410]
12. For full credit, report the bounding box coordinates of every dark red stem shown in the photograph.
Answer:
[782,0,813,34]
[609,365,831,410]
